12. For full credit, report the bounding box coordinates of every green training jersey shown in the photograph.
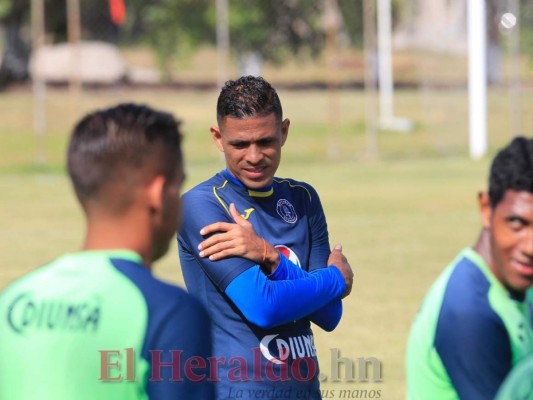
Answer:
[0,250,213,399]
[496,352,533,400]
[406,248,533,400]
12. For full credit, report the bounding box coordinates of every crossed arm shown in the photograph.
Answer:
[196,203,354,330]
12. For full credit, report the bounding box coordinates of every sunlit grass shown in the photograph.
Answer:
[0,84,530,399]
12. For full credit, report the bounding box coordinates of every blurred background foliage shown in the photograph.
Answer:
[0,0,531,88]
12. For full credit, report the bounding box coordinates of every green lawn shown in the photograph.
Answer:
[0,86,530,399]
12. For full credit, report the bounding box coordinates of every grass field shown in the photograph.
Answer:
[0,86,531,399]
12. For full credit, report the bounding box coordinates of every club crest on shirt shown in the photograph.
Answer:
[275,245,301,268]
[276,199,298,224]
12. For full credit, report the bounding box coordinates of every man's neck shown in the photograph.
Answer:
[83,215,152,268]
[472,228,525,301]
[472,228,492,267]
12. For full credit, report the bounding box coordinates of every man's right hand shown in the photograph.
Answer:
[197,203,280,273]
[328,244,353,298]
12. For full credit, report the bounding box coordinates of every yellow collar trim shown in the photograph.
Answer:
[248,188,274,197]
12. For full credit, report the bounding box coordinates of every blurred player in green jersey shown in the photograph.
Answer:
[0,103,214,399]
[406,137,533,399]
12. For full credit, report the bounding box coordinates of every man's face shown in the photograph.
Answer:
[211,114,289,190]
[482,190,533,295]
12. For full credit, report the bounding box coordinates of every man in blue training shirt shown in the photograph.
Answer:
[0,104,214,399]
[178,76,354,399]
[406,137,533,399]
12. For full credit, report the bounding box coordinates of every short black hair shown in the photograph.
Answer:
[67,103,183,208]
[489,136,533,208]
[216,76,283,124]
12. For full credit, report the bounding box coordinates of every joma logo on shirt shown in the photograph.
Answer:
[240,208,255,220]
[6,292,101,334]
[260,334,317,364]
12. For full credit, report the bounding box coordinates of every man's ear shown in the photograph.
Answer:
[478,191,492,229]
[147,176,166,215]
[210,125,224,152]
[281,118,290,147]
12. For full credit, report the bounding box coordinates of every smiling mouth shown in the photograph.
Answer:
[512,260,533,277]
[244,166,267,178]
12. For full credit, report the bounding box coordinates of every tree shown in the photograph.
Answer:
[338,0,364,48]
[0,0,413,88]
[0,0,119,89]
[141,0,212,81]
[227,0,324,63]
[0,0,30,89]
